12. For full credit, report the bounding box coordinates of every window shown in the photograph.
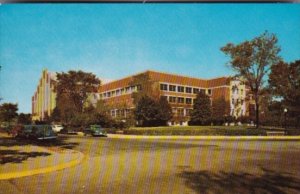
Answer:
[111,91,116,96]
[232,98,235,104]
[200,89,206,94]
[193,88,200,94]
[177,97,184,103]
[121,88,125,94]
[125,87,130,93]
[169,85,176,92]
[111,110,116,117]
[186,98,192,104]
[116,90,120,96]
[160,84,168,91]
[207,89,212,95]
[120,109,125,117]
[137,85,142,91]
[177,109,184,116]
[107,92,111,97]
[186,109,192,116]
[131,86,136,92]
[185,87,192,93]
[177,86,184,93]
[169,96,176,103]
[241,100,244,105]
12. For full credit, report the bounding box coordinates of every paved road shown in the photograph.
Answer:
[1,135,300,194]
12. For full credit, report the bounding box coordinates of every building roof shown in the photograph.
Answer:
[99,70,230,92]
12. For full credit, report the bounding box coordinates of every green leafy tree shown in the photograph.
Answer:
[0,103,18,127]
[190,92,212,125]
[211,97,230,125]
[221,31,281,128]
[134,95,171,127]
[50,107,61,123]
[130,72,160,105]
[269,60,300,127]
[135,96,159,127]
[17,113,32,125]
[157,96,173,125]
[55,70,100,125]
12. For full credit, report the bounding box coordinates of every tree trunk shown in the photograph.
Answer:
[255,96,260,129]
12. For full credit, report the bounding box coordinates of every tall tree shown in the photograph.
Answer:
[17,113,32,125]
[130,72,160,105]
[0,103,18,126]
[157,96,173,125]
[221,31,281,128]
[190,92,212,125]
[269,60,300,126]
[55,70,100,125]
[134,95,172,127]
[211,96,230,125]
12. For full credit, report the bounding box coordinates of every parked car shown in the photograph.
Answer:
[83,125,107,137]
[51,124,64,133]
[59,126,78,135]
[16,125,57,140]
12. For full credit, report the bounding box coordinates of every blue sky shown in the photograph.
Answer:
[0,4,300,113]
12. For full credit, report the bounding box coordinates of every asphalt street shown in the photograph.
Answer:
[1,135,300,194]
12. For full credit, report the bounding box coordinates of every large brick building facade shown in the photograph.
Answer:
[99,70,253,126]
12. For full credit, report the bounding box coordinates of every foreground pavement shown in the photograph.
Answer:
[0,136,84,181]
[0,134,300,194]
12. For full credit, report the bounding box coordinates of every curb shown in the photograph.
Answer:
[0,150,84,180]
[107,134,300,140]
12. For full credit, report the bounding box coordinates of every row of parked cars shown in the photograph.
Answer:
[15,124,107,141]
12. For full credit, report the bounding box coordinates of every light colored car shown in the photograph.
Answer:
[51,125,64,133]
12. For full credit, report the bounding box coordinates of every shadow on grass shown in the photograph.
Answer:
[0,150,51,164]
[0,136,79,150]
[178,168,300,194]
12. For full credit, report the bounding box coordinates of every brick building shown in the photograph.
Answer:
[99,70,254,126]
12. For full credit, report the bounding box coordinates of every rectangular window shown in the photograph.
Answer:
[186,109,192,116]
[186,98,192,104]
[131,86,136,92]
[111,110,116,117]
[116,90,120,96]
[121,88,125,94]
[177,97,184,103]
[193,88,200,94]
[125,87,130,93]
[111,91,116,96]
[160,84,168,91]
[137,85,142,91]
[169,85,176,92]
[169,96,176,103]
[177,109,184,116]
[177,86,184,93]
[200,89,206,94]
[107,92,111,97]
[207,89,212,95]
[185,87,192,93]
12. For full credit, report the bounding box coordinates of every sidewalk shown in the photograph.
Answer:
[0,136,84,180]
[107,134,300,140]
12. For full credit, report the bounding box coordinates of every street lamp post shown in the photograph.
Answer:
[284,108,288,131]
